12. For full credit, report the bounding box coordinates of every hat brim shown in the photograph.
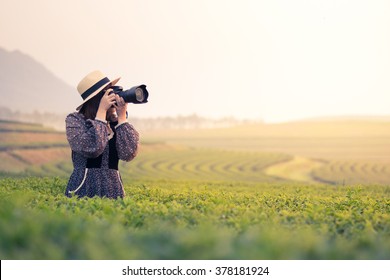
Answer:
[76,77,120,111]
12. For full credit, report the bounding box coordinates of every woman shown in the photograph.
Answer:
[65,70,139,199]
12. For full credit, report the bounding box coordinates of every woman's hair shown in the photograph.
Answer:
[79,90,105,120]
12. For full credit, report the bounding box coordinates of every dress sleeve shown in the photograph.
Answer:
[65,113,110,158]
[115,122,139,162]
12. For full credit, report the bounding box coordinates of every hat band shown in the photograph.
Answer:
[81,77,110,100]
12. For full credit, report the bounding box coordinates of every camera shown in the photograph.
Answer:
[109,85,149,104]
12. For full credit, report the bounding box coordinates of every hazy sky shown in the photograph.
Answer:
[1,0,389,123]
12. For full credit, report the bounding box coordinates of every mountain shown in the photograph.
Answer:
[0,47,79,113]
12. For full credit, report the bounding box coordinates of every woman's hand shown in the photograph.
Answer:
[99,89,116,111]
[96,89,116,121]
[114,94,128,123]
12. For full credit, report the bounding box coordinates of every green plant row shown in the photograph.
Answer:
[0,177,389,259]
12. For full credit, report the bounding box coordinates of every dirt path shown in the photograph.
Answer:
[264,156,325,184]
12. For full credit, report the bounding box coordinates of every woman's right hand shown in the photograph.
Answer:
[96,89,116,121]
[99,89,116,111]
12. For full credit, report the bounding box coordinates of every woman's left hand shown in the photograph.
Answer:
[114,95,128,123]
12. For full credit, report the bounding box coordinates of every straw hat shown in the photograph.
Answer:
[76,70,120,110]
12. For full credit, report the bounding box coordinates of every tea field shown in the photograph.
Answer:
[1,177,389,259]
[0,119,389,259]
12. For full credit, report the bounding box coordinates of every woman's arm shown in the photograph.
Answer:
[115,122,139,162]
[66,113,110,158]
[113,95,139,161]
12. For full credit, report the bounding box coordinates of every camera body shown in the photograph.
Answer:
[109,85,149,104]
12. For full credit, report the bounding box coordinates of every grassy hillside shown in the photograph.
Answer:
[0,118,390,259]
[143,120,390,161]
[141,119,390,185]
[1,118,390,185]
[1,177,389,259]
[0,120,68,175]
[0,119,59,133]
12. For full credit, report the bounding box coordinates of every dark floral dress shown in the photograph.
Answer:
[65,112,139,199]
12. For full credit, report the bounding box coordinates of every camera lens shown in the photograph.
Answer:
[135,88,145,102]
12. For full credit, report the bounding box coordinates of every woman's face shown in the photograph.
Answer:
[106,107,118,122]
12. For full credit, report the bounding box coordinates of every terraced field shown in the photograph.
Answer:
[0,120,59,133]
[0,121,69,176]
[1,119,390,185]
[0,131,66,148]
[312,160,390,185]
[141,120,390,185]
[264,156,325,183]
[1,119,390,260]
[144,120,390,161]
[0,121,293,182]
[121,146,291,182]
